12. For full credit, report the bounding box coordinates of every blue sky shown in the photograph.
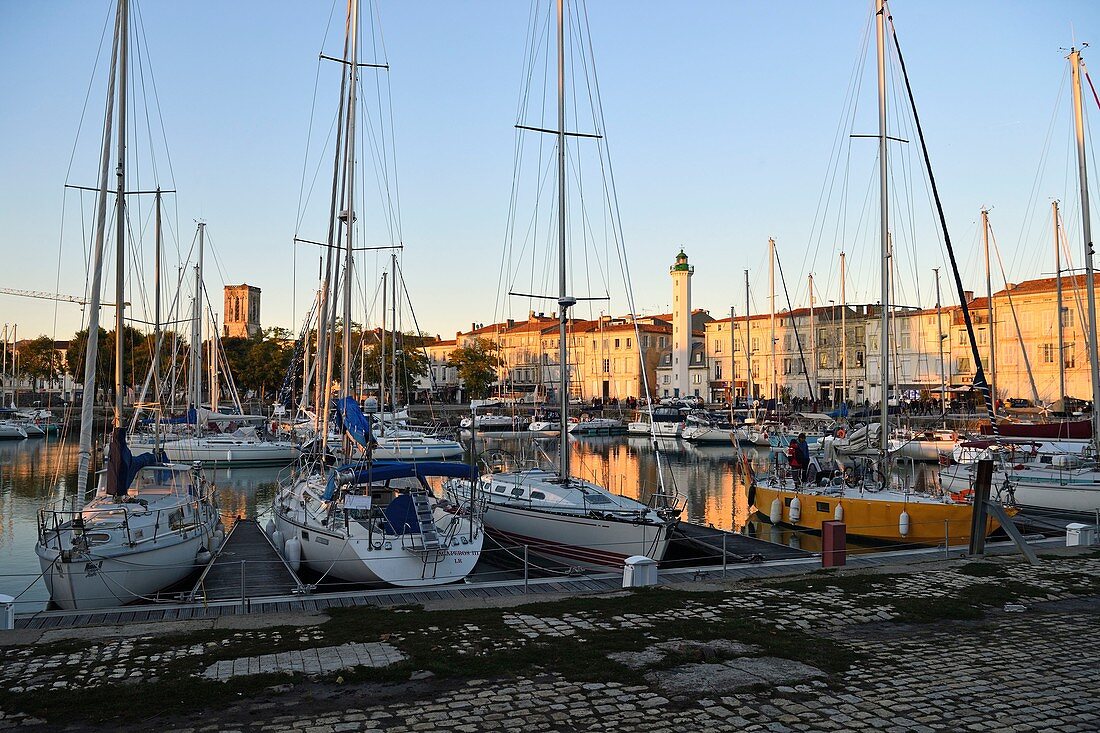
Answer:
[2,1,1099,343]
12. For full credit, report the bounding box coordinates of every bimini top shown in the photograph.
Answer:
[322,460,477,501]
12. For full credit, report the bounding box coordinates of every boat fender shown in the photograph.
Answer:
[789,496,802,523]
[833,504,844,522]
[195,549,213,566]
[899,510,911,537]
[272,529,285,555]
[213,528,225,548]
[769,498,782,524]
[265,519,276,538]
[284,537,302,572]
[227,450,233,462]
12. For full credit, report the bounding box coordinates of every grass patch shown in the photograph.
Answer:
[955,562,1009,578]
[957,580,1047,607]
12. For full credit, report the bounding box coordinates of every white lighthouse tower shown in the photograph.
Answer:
[670,249,693,398]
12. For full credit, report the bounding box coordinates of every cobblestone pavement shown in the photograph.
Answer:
[1,550,1097,732]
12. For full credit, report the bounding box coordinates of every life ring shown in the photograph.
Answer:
[836,428,847,439]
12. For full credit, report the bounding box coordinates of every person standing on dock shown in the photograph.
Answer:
[796,433,810,484]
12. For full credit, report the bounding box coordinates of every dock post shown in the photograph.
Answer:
[240,560,247,612]
[821,521,846,567]
[523,545,529,594]
[968,459,993,557]
[722,533,727,577]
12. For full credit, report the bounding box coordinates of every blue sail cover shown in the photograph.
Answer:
[105,427,163,496]
[321,460,478,501]
[335,397,373,449]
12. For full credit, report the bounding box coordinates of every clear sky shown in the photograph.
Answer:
[2,0,1099,345]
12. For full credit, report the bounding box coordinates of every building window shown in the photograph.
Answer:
[855,350,865,368]
[1065,344,1076,369]
[1062,307,1074,328]
[783,358,792,375]
[602,359,610,373]
[751,337,759,351]
[692,374,701,385]
[819,353,828,369]
[1041,343,1056,364]
[957,356,971,372]
[715,362,722,379]
[784,335,791,350]
[958,331,967,346]
[614,338,620,349]
[626,338,631,349]
[714,339,722,353]
[662,375,670,385]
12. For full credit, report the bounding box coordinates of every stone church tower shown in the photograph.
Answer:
[223,284,261,338]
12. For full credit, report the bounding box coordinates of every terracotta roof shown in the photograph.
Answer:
[996,273,1100,297]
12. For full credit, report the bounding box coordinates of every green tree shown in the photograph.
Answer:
[358,331,431,401]
[447,338,501,399]
[66,328,111,388]
[20,336,62,389]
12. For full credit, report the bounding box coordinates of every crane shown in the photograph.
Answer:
[0,287,126,308]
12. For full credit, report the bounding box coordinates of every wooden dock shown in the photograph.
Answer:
[189,519,302,603]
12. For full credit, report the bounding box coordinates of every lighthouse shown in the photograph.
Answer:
[670,249,693,398]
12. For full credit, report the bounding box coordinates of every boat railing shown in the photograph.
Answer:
[37,488,218,552]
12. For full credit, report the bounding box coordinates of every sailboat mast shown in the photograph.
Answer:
[840,251,847,406]
[769,237,776,405]
[808,273,815,404]
[340,0,359,404]
[934,267,946,425]
[744,271,752,401]
[390,252,398,412]
[77,0,123,495]
[981,208,996,415]
[875,0,889,454]
[193,222,205,437]
[381,271,387,415]
[1054,201,1066,406]
[556,0,573,480]
[153,188,162,410]
[1069,47,1100,449]
[113,0,128,428]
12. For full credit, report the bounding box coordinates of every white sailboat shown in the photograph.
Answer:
[35,0,220,610]
[445,0,680,570]
[272,0,483,586]
[941,46,1100,517]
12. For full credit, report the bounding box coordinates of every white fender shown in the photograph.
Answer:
[265,519,276,538]
[899,510,911,538]
[227,450,233,462]
[769,498,782,524]
[284,537,302,572]
[272,529,285,555]
[213,528,225,549]
[195,549,213,566]
[789,496,802,523]
[833,504,844,522]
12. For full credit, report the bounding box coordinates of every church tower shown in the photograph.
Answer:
[670,249,693,397]
[223,284,262,338]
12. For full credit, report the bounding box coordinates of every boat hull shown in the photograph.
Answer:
[480,502,670,570]
[273,508,482,586]
[36,530,211,610]
[751,483,1004,545]
[940,463,1100,516]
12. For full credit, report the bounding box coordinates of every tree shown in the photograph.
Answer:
[20,336,62,389]
[358,330,431,401]
[66,328,111,388]
[447,338,501,399]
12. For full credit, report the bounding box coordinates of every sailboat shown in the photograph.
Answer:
[272,0,483,586]
[750,0,1012,545]
[35,0,221,610]
[940,46,1100,517]
[444,0,681,570]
